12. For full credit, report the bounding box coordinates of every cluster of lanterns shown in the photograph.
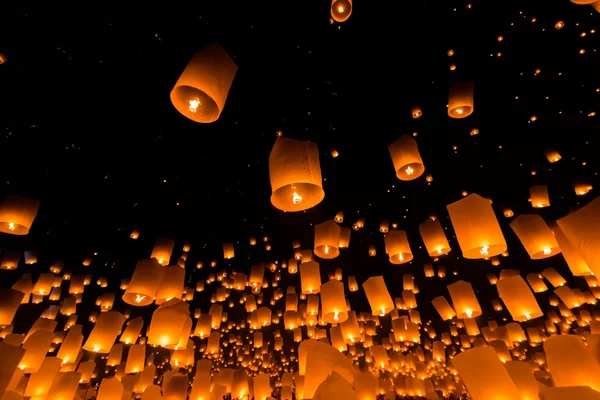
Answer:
[1,4,600,399]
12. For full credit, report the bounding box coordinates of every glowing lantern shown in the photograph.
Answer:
[529,185,550,208]
[411,105,422,118]
[448,81,474,118]
[447,280,481,318]
[363,276,395,316]
[388,134,425,181]
[0,194,40,235]
[97,377,123,400]
[496,275,543,321]
[123,259,166,306]
[431,296,456,320]
[419,219,451,256]
[150,237,174,265]
[339,226,351,248]
[155,265,185,304]
[222,242,235,259]
[544,148,562,162]
[83,311,125,353]
[573,180,593,195]
[549,221,592,276]
[170,43,237,123]
[269,137,324,212]
[447,193,507,258]
[300,261,322,294]
[314,220,341,259]
[452,347,521,400]
[544,334,600,391]
[147,299,192,349]
[320,280,348,323]
[556,197,600,276]
[125,344,146,374]
[510,214,560,259]
[330,0,352,22]
[384,230,413,264]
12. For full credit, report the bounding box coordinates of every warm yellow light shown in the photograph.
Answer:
[542,248,551,255]
[135,294,146,303]
[8,222,15,230]
[406,165,414,175]
[480,245,489,256]
[337,5,344,12]
[189,98,201,113]
[292,191,302,204]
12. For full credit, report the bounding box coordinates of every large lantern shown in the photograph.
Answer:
[170,43,238,123]
[269,137,324,212]
[388,134,425,181]
[448,81,474,118]
[0,194,40,235]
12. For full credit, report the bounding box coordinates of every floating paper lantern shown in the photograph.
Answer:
[419,219,451,256]
[320,280,348,323]
[544,148,562,162]
[300,261,321,294]
[83,311,125,353]
[510,214,560,259]
[411,105,422,118]
[544,334,600,391]
[529,185,550,208]
[269,137,324,212]
[496,275,543,321]
[388,134,425,181]
[314,220,341,259]
[150,237,174,265]
[556,198,600,276]
[363,276,395,316]
[573,180,593,195]
[446,193,507,259]
[123,259,166,306]
[448,81,474,118]
[330,0,352,22]
[548,221,592,276]
[0,194,40,235]
[447,280,481,318]
[223,242,235,259]
[170,43,237,123]
[384,230,413,264]
[452,347,521,400]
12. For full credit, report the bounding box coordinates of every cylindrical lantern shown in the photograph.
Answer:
[300,261,321,294]
[448,81,474,118]
[170,43,237,123]
[320,280,348,323]
[447,280,481,319]
[330,0,352,22]
[544,148,561,163]
[388,134,425,181]
[510,214,560,259]
[419,219,451,256]
[123,259,166,306]
[314,220,341,259]
[496,275,543,321]
[83,311,126,353]
[362,276,395,316]
[150,237,174,266]
[544,334,600,391]
[269,137,324,212]
[384,230,413,264]
[0,194,40,235]
[446,193,507,259]
[529,185,550,208]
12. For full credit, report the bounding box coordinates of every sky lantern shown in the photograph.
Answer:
[447,280,481,319]
[314,220,341,259]
[362,276,395,316]
[269,137,325,212]
[388,134,425,181]
[0,194,40,235]
[150,237,174,266]
[448,81,474,118]
[496,275,543,321]
[446,193,507,259]
[529,185,550,208]
[300,261,322,294]
[170,43,237,123]
[320,280,348,323]
[419,219,451,257]
[510,214,560,259]
[384,230,413,264]
[330,0,352,22]
[123,258,165,306]
[545,334,600,391]
[82,311,125,353]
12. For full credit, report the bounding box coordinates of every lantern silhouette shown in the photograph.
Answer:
[170,43,237,123]
[446,193,507,259]
[269,137,324,212]
[363,276,395,316]
[0,194,40,235]
[150,237,174,265]
[314,220,341,259]
[330,0,352,22]
[320,280,348,323]
[300,261,322,294]
[388,134,425,181]
[448,81,474,118]
[447,280,481,318]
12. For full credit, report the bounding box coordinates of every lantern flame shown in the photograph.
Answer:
[135,294,146,303]
[480,245,489,256]
[334,311,339,321]
[324,245,329,254]
[543,248,551,255]
[525,313,531,320]
[406,165,414,175]
[337,5,344,13]
[465,310,473,318]
[292,191,303,204]
[8,222,15,230]
[189,98,201,113]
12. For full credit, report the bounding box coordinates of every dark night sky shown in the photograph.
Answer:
[1,0,599,340]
